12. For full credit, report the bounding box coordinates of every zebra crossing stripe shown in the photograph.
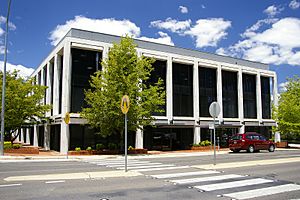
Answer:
[96,161,151,166]
[223,184,300,200]
[117,164,174,170]
[107,162,162,167]
[194,178,273,191]
[133,166,190,172]
[170,174,243,184]
[151,170,220,179]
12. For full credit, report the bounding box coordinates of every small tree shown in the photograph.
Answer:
[81,36,165,140]
[273,76,300,140]
[0,71,51,143]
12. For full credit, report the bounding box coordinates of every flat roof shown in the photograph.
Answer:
[65,28,269,70]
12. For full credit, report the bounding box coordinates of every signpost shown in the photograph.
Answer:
[209,101,220,165]
[121,95,130,172]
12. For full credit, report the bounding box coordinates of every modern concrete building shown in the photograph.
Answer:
[21,28,278,154]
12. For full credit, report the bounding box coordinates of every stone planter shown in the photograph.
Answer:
[4,147,39,154]
[68,149,120,155]
[275,141,288,148]
[128,149,148,154]
[190,146,211,151]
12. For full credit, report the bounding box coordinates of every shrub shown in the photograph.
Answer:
[204,140,212,146]
[86,146,92,151]
[75,147,81,152]
[200,141,206,146]
[128,146,134,150]
[12,144,21,149]
[107,143,117,150]
[4,141,12,149]
[96,143,105,150]
[192,144,200,147]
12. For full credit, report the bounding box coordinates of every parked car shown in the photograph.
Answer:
[229,132,275,153]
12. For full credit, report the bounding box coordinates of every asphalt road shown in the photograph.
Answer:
[0,149,300,200]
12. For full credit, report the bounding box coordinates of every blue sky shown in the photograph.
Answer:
[0,0,300,91]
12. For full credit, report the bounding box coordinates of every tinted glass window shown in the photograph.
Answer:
[222,71,238,118]
[243,74,257,118]
[246,135,252,140]
[173,62,193,117]
[231,135,242,140]
[147,60,166,116]
[252,135,260,140]
[261,76,271,119]
[71,48,102,113]
[259,135,266,141]
[199,67,217,117]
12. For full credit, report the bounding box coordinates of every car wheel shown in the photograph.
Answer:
[247,145,255,153]
[268,145,275,152]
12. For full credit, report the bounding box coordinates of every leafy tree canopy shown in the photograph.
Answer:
[273,76,300,139]
[0,71,51,141]
[81,36,165,138]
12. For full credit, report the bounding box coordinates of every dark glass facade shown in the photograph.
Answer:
[148,60,167,116]
[43,66,47,105]
[243,74,257,118]
[261,76,271,119]
[70,48,102,113]
[222,70,238,118]
[59,55,63,114]
[199,67,217,117]
[173,62,193,117]
[50,62,54,115]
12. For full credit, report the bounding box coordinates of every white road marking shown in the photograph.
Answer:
[133,166,190,172]
[117,164,174,170]
[45,180,66,184]
[223,184,300,200]
[96,161,150,165]
[170,174,243,184]
[0,183,22,188]
[151,170,220,179]
[194,178,273,191]
[107,162,162,167]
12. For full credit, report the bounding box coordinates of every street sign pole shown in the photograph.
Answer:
[213,116,216,165]
[125,113,127,172]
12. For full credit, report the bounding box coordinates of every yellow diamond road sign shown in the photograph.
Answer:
[64,112,70,124]
[121,95,130,114]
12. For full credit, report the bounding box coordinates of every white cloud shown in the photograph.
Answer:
[279,81,288,93]
[241,18,278,38]
[179,6,188,14]
[49,16,141,46]
[264,5,284,17]
[0,15,16,54]
[0,61,34,78]
[150,18,191,33]
[289,0,300,9]
[139,32,174,46]
[216,17,300,66]
[201,4,206,9]
[184,18,231,48]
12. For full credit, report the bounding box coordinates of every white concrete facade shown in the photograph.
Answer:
[29,29,278,154]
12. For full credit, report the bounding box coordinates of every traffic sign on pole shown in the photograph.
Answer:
[209,102,220,166]
[121,95,130,172]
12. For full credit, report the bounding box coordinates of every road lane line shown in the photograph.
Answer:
[0,183,22,188]
[107,162,162,167]
[170,174,243,184]
[133,166,190,172]
[151,170,220,179]
[194,178,273,191]
[223,184,300,200]
[45,180,66,184]
[117,164,174,170]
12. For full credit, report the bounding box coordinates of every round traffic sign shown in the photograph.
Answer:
[121,95,130,114]
[209,102,220,118]
[64,112,70,124]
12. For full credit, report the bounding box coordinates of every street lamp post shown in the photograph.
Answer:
[0,0,12,156]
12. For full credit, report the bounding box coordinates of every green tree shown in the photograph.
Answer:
[81,36,165,140]
[273,76,300,140]
[0,71,51,143]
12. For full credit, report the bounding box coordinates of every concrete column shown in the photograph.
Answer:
[44,124,50,150]
[217,65,223,120]
[135,128,143,149]
[26,128,30,144]
[60,41,72,154]
[53,54,60,115]
[238,69,244,121]
[60,122,69,154]
[256,73,262,121]
[46,61,53,117]
[239,125,245,133]
[14,129,20,143]
[275,132,281,142]
[40,66,45,105]
[193,127,201,144]
[193,60,199,120]
[33,125,39,147]
[20,128,24,143]
[166,56,173,122]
